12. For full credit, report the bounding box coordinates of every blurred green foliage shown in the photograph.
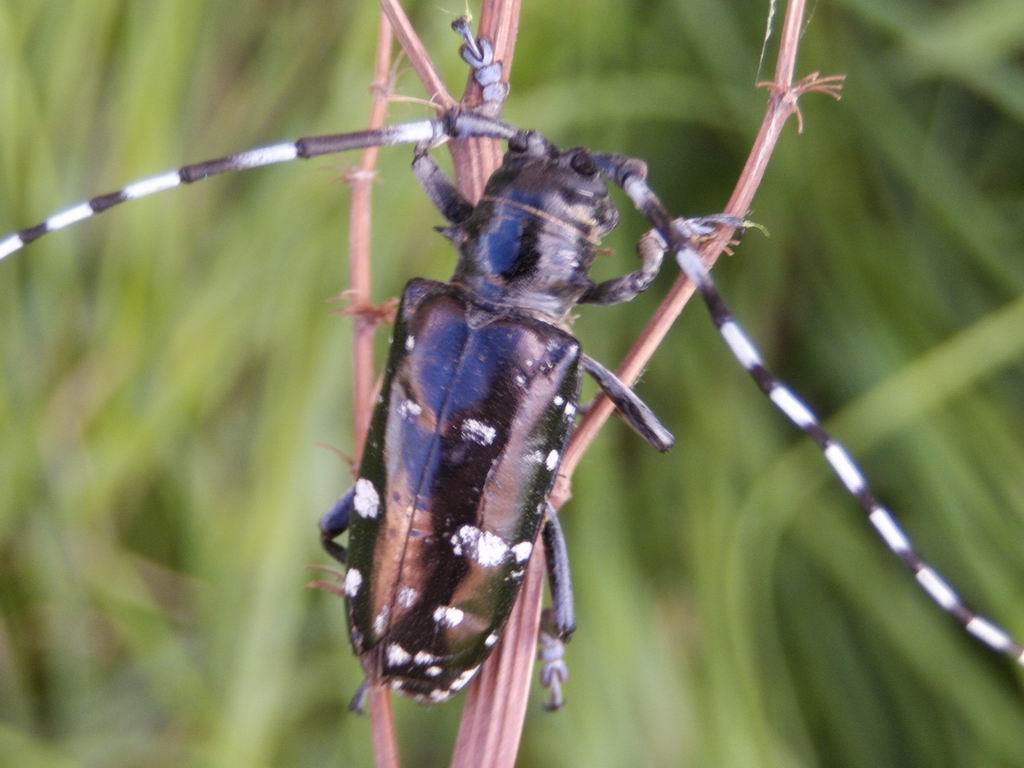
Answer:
[1,1,1023,766]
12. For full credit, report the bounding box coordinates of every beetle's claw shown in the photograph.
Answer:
[538,627,568,712]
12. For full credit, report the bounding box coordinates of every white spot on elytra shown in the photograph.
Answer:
[452,525,508,566]
[373,606,390,635]
[450,530,466,556]
[564,402,576,420]
[425,665,442,677]
[485,633,499,647]
[511,541,532,563]
[477,531,509,566]
[515,374,527,386]
[354,479,380,518]
[433,605,465,627]
[405,335,415,351]
[545,450,559,471]
[461,418,497,446]
[429,689,449,702]
[554,395,564,406]
[414,651,437,665]
[450,666,480,691]
[398,399,422,419]
[344,568,362,597]
[387,644,411,666]
[398,586,418,608]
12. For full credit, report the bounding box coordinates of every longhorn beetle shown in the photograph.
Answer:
[3,10,1022,721]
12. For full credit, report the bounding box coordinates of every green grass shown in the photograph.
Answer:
[1,1,1023,766]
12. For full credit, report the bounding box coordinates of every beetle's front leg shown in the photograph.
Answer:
[578,230,665,306]
[581,355,675,452]
[580,214,746,307]
[452,17,509,110]
[318,487,354,565]
[539,503,574,710]
[412,151,474,225]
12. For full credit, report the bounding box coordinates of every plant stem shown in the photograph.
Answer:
[348,13,400,768]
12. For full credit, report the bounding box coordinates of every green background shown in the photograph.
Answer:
[2,1,1023,765]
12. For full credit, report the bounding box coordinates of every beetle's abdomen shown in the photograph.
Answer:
[345,279,580,702]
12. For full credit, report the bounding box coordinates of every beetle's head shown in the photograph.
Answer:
[451,131,620,321]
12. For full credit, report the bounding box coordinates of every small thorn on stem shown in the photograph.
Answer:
[330,291,399,326]
[757,71,846,134]
[385,93,447,113]
[306,578,346,598]
[343,166,379,185]
[313,441,355,471]
[306,563,347,579]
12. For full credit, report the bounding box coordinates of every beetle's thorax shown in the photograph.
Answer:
[450,133,619,323]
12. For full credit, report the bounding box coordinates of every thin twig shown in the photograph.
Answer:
[379,0,456,110]
[350,18,396,463]
[556,0,837,487]
[347,14,400,768]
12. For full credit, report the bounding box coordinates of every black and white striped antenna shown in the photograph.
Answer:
[600,157,1024,667]
[0,113,513,263]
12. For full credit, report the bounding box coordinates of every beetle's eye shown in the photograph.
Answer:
[508,133,530,153]
[570,151,597,176]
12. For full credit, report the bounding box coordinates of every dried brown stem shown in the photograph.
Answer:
[379,0,456,111]
[555,0,836,486]
[347,14,400,768]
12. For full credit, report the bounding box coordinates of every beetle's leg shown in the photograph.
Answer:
[539,502,573,711]
[452,17,509,110]
[580,214,746,307]
[319,487,354,565]
[538,612,569,712]
[578,229,664,306]
[581,354,675,452]
[542,503,575,640]
[412,151,474,224]
[348,678,369,716]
